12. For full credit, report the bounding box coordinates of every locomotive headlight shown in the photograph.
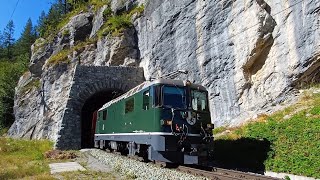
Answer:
[160,119,173,126]
[207,124,214,129]
[184,80,191,86]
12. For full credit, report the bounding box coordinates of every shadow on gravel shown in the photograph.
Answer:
[213,138,271,174]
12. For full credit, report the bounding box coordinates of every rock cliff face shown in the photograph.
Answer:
[137,0,320,126]
[8,0,320,147]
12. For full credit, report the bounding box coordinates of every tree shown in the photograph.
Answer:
[0,30,5,60]
[3,20,15,60]
[36,11,47,37]
[0,60,27,129]
[15,18,37,57]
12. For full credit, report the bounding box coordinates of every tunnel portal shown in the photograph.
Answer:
[55,66,145,150]
[81,89,123,148]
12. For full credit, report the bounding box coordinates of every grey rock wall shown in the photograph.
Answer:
[136,0,320,126]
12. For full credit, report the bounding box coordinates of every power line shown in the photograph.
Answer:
[209,0,306,49]
[9,0,21,20]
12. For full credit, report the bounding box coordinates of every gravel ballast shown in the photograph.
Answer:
[86,149,206,180]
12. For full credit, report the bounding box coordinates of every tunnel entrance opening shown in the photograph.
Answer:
[81,89,123,148]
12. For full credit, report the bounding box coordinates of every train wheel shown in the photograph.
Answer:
[140,145,149,162]
[94,140,99,148]
[99,140,105,149]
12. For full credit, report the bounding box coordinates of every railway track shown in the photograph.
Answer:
[101,149,280,180]
[176,165,280,180]
[123,153,279,179]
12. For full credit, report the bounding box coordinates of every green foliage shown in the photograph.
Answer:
[284,176,291,180]
[0,126,8,136]
[98,5,144,37]
[0,137,53,179]
[103,6,113,18]
[59,169,117,179]
[128,4,145,17]
[33,38,47,54]
[73,37,97,52]
[15,18,37,58]
[56,5,88,31]
[20,79,41,95]
[219,91,320,178]
[90,0,111,11]
[62,29,70,36]
[47,49,71,65]
[212,126,227,135]
[100,15,132,37]
[0,59,28,129]
[37,0,110,39]
[2,20,15,60]
[47,37,97,66]
[0,18,35,130]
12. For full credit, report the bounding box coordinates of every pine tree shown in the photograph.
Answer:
[0,30,4,60]
[3,20,15,60]
[36,11,47,37]
[15,19,37,57]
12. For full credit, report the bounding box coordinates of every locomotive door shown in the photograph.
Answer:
[91,110,98,146]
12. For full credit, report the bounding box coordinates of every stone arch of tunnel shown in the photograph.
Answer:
[80,88,123,148]
[55,66,145,150]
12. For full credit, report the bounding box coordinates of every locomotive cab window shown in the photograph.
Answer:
[191,90,209,111]
[102,110,107,120]
[143,90,150,110]
[162,86,186,109]
[125,98,134,113]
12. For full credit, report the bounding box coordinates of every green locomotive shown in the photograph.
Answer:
[94,78,214,165]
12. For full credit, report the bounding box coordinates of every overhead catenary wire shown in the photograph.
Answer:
[9,0,21,21]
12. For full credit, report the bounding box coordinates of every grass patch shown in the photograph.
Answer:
[58,170,117,180]
[0,127,8,136]
[20,78,41,95]
[57,5,88,31]
[33,38,47,53]
[73,37,98,52]
[212,126,227,135]
[90,0,111,11]
[218,90,320,178]
[103,6,113,18]
[101,15,132,37]
[0,137,53,179]
[47,49,71,66]
[98,5,144,37]
[46,37,98,67]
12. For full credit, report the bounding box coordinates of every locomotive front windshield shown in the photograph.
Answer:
[191,89,209,112]
[162,86,186,109]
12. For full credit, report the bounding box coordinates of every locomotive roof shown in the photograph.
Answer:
[99,79,207,111]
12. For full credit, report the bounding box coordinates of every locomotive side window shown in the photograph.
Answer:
[143,90,150,110]
[102,110,107,120]
[125,98,134,113]
[191,90,208,111]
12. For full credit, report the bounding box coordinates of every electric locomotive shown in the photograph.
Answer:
[94,78,214,165]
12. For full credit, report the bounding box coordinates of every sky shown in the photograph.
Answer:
[0,0,53,40]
